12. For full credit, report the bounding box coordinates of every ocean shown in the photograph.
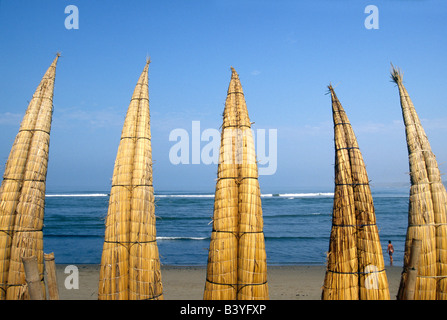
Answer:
[43,186,410,267]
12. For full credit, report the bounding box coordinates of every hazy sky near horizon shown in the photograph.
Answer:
[0,0,446,193]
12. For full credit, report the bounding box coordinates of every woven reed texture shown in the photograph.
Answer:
[322,85,390,300]
[98,60,163,300]
[392,67,447,300]
[204,68,268,300]
[0,54,59,300]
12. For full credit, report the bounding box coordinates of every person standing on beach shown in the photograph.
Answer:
[387,241,394,266]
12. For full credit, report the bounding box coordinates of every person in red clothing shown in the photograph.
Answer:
[387,240,394,266]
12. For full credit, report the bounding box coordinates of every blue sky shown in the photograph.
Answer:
[0,0,446,193]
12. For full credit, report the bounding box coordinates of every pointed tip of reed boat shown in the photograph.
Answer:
[229,67,240,83]
[327,83,340,100]
[52,52,61,66]
[390,62,403,84]
[143,57,151,74]
[326,82,342,95]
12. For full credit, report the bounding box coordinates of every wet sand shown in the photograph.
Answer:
[54,264,402,300]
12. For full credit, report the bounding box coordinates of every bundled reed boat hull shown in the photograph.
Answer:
[392,66,447,300]
[0,54,59,300]
[98,60,163,300]
[322,85,389,300]
[204,68,268,300]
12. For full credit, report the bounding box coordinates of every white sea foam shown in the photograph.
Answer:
[155,194,214,198]
[155,193,334,198]
[45,193,108,197]
[262,193,334,198]
[280,193,334,197]
[157,236,207,241]
[45,192,334,198]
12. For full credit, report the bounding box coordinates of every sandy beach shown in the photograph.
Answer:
[54,264,402,300]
